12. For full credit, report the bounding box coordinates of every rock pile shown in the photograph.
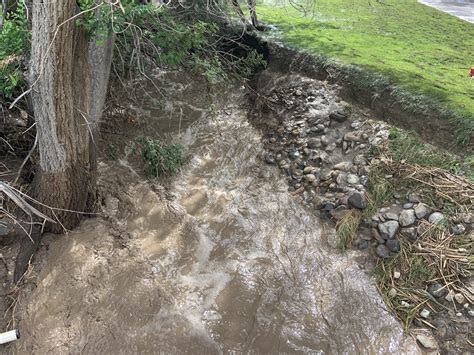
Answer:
[252,74,473,258]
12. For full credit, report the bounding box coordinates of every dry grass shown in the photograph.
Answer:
[335,209,362,251]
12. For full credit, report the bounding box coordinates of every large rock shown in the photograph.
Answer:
[378,220,399,239]
[399,209,416,227]
[348,191,367,209]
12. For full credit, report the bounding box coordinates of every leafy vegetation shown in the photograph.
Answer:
[258,0,474,146]
[0,5,30,98]
[134,137,185,178]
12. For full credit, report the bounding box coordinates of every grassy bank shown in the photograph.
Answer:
[258,0,474,145]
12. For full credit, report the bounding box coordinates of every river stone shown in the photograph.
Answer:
[304,174,317,183]
[454,293,465,304]
[428,212,445,225]
[330,205,349,220]
[408,193,422,203]
[357,240,369,250]
[416,335,437,350]
[308,138,322,149]
[325,142,337,152]
[348,191,367,209]
[399,209,416,227]
[372,228,385,243]
[344,132,361,142]
[333,162,353,172]
[376,244,390,258]
[386,239,400,253]
[378,220,399,239]
[414,203,431,219]
[384,212,399,221]
[346,174,359,185]
[450,224,466,235]
[420,309,430,319]
[428,283,447,298]
[264,154,276,165]
[320,135,330,146]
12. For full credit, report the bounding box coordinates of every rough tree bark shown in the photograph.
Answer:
[14,0,114,281]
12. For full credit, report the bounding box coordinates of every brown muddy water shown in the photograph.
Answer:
[8,72,420,354]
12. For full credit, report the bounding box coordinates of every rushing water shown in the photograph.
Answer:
[11,75,419,354]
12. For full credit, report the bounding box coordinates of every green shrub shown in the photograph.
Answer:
[134,137,185,178]
[0,5,30,98]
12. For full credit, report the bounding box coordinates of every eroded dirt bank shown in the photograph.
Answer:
[4,71,422,353]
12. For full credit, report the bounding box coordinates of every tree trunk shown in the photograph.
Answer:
[14,1,117,281]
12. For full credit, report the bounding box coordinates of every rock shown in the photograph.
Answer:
[384,212,399,221]
[420,309,430,319]
[408,193,422,203]
[322,202,336,211]
[388,288,397,297]
[334,162,353,172]
[330,205,349,220]
[359,175,368,186]
[399,209,416,227]
[400,227,417,241]
[358,240,369,250]
[401,301,410,307]
[376,244,390,258]
[378,221,399,239]
[393,271,401,279]
[343,132,361,142]
[308,138,322,149]
[348,191,367,209]
[320,135,330,146]
[386,239,400,253]
[303,166,314,174]
[288,150,301,160]
[428,212,445,225]
[304,174,317,183]
[264,154,276,165]
[445,290,455,302]
[325,142,337,152]
[450,224,466,235]
[414,203,431,219]
[461,213,474,224]
[346,174,359,185]
[329,110,348,123]
[372,228,385,243]
[454,293,465,304]
[416,335,437,350]
[403,203,414,209]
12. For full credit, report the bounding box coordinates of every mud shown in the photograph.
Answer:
[5,70,420,354]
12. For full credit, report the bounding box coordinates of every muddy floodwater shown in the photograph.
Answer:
[10,73,419,354]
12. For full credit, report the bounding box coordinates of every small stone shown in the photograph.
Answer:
[322,202,336,211]
[304,174,317,183]
[372,228,385,243]
[325,142,337,152]
[401,301,410,307]
[408,193,421,203]
[330,205,349,220]
[416,335,437,350]
[445,290,455,302]
[346,174,359,185]
[450,224,466,235]
[358,240,369,250]
[399,209,416,227]
[348,191,367,209]
[461,213,474,224]
[393,271,401,279]
[344,132,361,142]
[288,150,301,160]
[428,212,445,225]
[320,135,330,146]
[384,212,399,221]
[378,221,399,239]
[386,239,400,253]
[334,162,353,172]
[428,283,446,298]
[376,244,390,258]
[468,310,474,317]
[414,203,431,219]
[308,138,322,149]
[403,203,414,209]
[420,309,430,319]
[454,293,465,304]
[264,154,276,165]
[388,288,397,297]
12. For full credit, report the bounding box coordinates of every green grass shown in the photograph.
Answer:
[258,0,474,145]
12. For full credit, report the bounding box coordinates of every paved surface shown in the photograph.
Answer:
[418,0,474,23]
